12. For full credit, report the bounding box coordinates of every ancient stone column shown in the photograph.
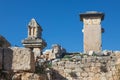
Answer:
[80,11,104,53]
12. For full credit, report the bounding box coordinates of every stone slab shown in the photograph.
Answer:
[4,47,35,72]
[84,25,101,53]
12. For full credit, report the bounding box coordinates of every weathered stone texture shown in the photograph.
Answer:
[84,25,101,53]
[4,48,13,71]
[80,12,104,53]
[22,18,47,49]
[3,47,35,72]
[52,52,120,80]
[33,48,42,60]
[43,44,66,60]
[12,73,47,80]
[0,48,3,69]
[21,73,47,80]
[11,47,35,72]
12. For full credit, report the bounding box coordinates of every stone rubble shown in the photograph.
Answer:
[51,52,120,80]
[12,72,47,80]
[43,44,66,60]
[0,47,48,80]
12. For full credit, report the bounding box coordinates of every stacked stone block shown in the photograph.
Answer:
[52,52,120,80]
[0,47,35,72]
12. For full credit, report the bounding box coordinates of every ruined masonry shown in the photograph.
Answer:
[0,19,47,80]
[52,51,120,80]
[0,11,120,80]
[80,11,104,53]
[22,18,47,60]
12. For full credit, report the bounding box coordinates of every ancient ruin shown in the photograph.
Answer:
[43,44,66,60]
[0,11,120,80]
[80,11,104,53]
[22,18,47,60]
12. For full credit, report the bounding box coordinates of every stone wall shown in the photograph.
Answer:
[0,47,47,80]
[52,51,120,80]
[1,47,120,80]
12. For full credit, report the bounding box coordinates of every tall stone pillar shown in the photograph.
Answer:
[22,18,47,60]
[80,11,104,53]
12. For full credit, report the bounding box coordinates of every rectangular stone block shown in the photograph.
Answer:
[0,48,3,69]
[4,47,35,72]
[3,48,13,71]
[84,25,101,53]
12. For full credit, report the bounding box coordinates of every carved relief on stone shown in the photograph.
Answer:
[92,19,101,25]
[27,18,41,38]
[83,18,101,25]
[83,19,92,25]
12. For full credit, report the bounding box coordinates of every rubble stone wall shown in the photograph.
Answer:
[52,52,120,80]
[0,47,47,80]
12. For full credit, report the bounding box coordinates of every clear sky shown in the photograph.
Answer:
[0,0,120,52]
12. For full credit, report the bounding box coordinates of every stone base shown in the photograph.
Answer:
[22,38,46,49]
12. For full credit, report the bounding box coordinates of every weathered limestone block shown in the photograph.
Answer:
[81,72,88,77]
[22,73,46,80]
[4,47,35,72]
[0,48,3,69]
[11,47,35,72]
[43,44,66,60]
[33,48,42,60]
[88,51,94,56]
[12,73,21,80]
[4,48,13,71]
[12,73,47,80]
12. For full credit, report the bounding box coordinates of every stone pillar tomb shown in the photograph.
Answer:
[80,11,104,53]
[22,18,47,60]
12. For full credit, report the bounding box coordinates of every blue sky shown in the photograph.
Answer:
[0,0,120,52]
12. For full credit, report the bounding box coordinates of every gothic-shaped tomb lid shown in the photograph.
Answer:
[28,18,42,30]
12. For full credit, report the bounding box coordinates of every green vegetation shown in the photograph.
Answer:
[62,55,73,61]
[47,62,52,68]
[92,53,98,56]
[69,72,77,78]
[63,55,71,58]
[35,61,52,74]
[35,65,46,74]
